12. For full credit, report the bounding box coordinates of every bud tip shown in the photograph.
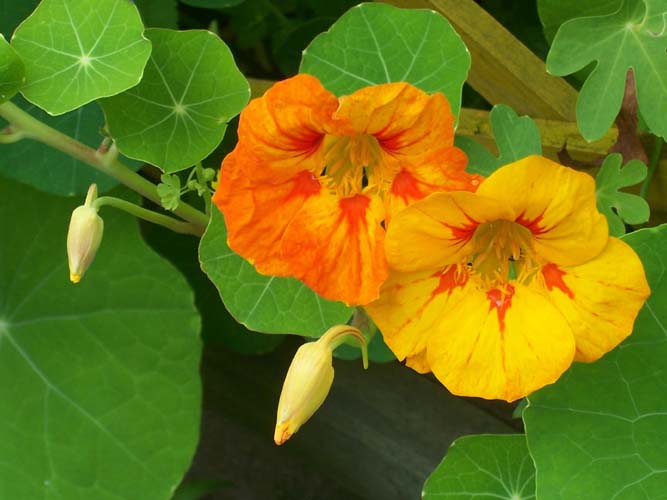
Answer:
[274,422,292,446]
[69,272,82,284]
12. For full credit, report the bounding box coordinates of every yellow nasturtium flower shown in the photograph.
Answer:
[365,156,650,401]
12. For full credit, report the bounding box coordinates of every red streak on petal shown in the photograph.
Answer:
[486,285,515,333]
[431,266,468,298]
[339,194,371,231]
[516,211,545,235]
[542,263,575,299]
[390,170,423,202]
[287,170,321,199]
[444,218,478,241]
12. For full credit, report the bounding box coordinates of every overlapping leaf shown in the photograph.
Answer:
[524,225,667,500]
[457,104,543,177]
[0,96,142,196]
[11,0,151,115]
[0,34,24,103]
[538,0,622,43]
[547,0,667,140]
[423,434,536,500]
[0,179,202,499]
[595,153,649,236]
[101,29,249,172]
[300,2,470,119]
[199,209,352,337]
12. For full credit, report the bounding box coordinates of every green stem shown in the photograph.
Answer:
[196,162,213,215]
[640,136,663,199]
[94,196,202,236]
[0,100,209,231]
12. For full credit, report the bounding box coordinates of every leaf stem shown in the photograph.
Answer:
[94,196,202,236]
[0,100,209,231]
[640,135,663,199]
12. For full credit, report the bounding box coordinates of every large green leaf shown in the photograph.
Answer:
[0,34,24,103]
[101,29,249,173]
[456,104,543,177]
[0,178,202,499]
[300,2,470,119]
[199,209,353,337]
[546,0,667,141]
[422,434,536,500]
[524,225,667,500]
[11,0,151,115]
[538,0,621,43]
[0,96,142,196]
[595,153,649,236]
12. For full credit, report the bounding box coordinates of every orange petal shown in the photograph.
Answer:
[385,147,482,221]
[279,193,388,306]
[236,74,338,181]
[213,147,323,276]
[541,238,650,362]
[477,156,609,267]
[384,191,513,273]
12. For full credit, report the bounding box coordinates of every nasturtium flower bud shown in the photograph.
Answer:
[274,325,368,445]
[67,184,103,284]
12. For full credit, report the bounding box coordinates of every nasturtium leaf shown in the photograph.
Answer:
[0,96,142,196]
[538,0,621,44]
[422,434,536,500]
[0,34,24,103]
[300,2,470,119]
[180,0,246,7]
[0,178,202,499]
[134,0,179,28]
[524,224,667,500]
[157,173,182,211]
[456,104,543,177]
[547,0,667,141]
[595,153,649,236]
[199,209,353,337]
[101,29,249,173]
[11,0,151,116]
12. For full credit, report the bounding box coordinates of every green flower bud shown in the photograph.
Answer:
[67,184,103,284]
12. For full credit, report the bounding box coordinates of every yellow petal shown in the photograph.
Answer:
[385,191,512,273]
[477,156,608,267]
[541,237,650,362]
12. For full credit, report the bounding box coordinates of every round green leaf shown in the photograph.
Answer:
[423,434,536,500]
[199,208,353,337]
[524,224,667,500]
[101,28,250,173]
[300,2,470,119]
[0,95,142,196]
[0,34,25,102]
[11,0,151,116]
[0,179,202,499]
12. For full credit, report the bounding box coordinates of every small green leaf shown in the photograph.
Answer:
[300,2,470,120]
[0,34,25,102]
[11,0,151,115]
[101,29,250,173]
[422,434,536,500]
[595,153,649,236]
[0,179,202,499]
[199,209,353,337]
[157,173,181,211]
[457,104,543,176]
[524,224,667,500]
[0,96,142,196]
[547,0,667,140]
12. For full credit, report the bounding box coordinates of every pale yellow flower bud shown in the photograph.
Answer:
[67,184,103,284]
[274,325,368,445]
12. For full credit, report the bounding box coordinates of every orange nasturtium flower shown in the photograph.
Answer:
[213,74,480,305]
[365,156,650,401]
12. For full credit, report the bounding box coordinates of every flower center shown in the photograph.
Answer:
[470,220,537,286]
[321,134,394,197]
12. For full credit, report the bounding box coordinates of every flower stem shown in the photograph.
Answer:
[640,135,663,199]
[94,196,202,236]
[0,100,209,231]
